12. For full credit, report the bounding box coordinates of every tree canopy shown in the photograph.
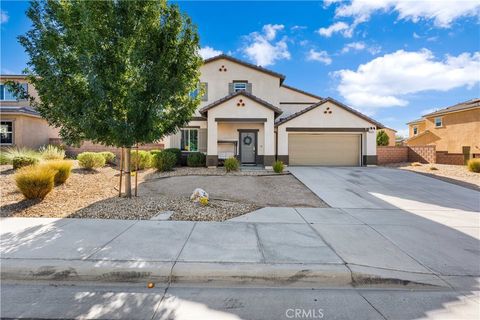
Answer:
[376,130,390,146]
[19,0,202,147]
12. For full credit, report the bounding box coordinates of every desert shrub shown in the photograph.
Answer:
[149,149,163,157]
[99,151,116,164]
[77,152,106,169]
[153,151,177,172]
[224,157,239,172]
[0,152,9,165]
[15,165,56,199]
[12,156,39,170]
[273,160,284,173]
[410,162,422,167]
[163,148,182,165]
[187,152,206,167]
[376,130,389,146]
[41,160,73,184]
[429,166,438,171]
[467,159,480,173]
[130,150,153,170]
[39,145,65,160]
[2,147,40,164]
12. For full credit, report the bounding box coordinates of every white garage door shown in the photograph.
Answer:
[289,134,361,166]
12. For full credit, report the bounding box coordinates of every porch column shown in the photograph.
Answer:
[207,117,218,167]
[264,117,275,168]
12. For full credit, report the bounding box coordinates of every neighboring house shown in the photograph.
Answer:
[0,75,59,149]
[1,54,385,167]
[406,98,480,157]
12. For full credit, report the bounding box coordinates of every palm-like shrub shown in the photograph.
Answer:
[40,145,65,160]
[224,157,239,172]
[467,159,480,173]
[77,152,106,169]
[15,165,56,199]
[12,156,39,170]
[2,147,40,164]
[154,151,177,172]
[42,160,74,184]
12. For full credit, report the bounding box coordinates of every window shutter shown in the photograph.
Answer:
[199,128,208,153]
[0,85,4,100]
[228,83,234,94]
[201,82,208,101]
[246,83,252,94]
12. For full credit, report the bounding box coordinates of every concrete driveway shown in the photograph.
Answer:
[289,166,479,212]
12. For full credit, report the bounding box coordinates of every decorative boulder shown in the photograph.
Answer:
[190,188,209,206]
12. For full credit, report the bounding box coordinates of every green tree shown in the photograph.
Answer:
[17,0,202,197]
[376,130,390,146]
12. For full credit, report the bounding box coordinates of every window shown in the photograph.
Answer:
[413,126,418,135]
[0,121,13,144]
[189,82,208,101]
[180,128,198,152]
[0,83,28,101]
[233,81,247,92]
[434,117,443,128]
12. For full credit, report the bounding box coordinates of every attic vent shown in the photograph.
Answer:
[219,65,227,72]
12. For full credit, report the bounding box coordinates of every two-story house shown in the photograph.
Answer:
[1,54,384,167]
[406,98,480,160]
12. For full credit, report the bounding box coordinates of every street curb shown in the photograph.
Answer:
[1,259,448,288]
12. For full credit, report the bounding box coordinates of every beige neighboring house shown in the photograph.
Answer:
[406,98,480,156]
[0,75,59,149]
[1,54,385,167]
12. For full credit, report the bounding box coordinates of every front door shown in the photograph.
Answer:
[240,131,256,164]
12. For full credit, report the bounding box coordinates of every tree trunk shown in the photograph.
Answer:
[124,147,132,197]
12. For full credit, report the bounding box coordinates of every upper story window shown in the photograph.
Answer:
[0,83,28,101]
[434,117,443,128]
[413,126,418,135]
[233,81,247,92]
[189,82,208,101]
[0,121,13,145]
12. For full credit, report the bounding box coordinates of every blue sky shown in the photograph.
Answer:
[1,1,479,136]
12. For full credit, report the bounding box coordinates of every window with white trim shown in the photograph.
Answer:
[0,83,28,101]
[434,117,443,128]
[413,126,418,135]
[233,82,247,92]
[0,121,13,144]
[180,128,198,152]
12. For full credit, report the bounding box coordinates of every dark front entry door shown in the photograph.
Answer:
[240,131,256,164]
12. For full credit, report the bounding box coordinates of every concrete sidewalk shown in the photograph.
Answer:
[2,206,479,290]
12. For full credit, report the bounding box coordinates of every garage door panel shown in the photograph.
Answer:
[289,134,360,166]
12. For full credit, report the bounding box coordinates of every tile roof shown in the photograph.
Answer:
[422,98,480,117]
[0,106,41,117]
[199,91,283,117]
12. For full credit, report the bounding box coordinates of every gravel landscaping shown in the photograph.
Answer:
[0,163,324,221]
[383,162,479,190]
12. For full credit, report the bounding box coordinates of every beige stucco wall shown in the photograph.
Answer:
[381,128,396,146]
[198,58,281,115]
[205,95,275,159]
[407,108,480,154]
[408,121,426,138]
[1,114,59,149]
[277,101,377,157]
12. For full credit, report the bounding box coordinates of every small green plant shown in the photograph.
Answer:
[153,151,177,172]
[77,152,106,169]
[12,156,39,170]
[187,152,206,167]
[99,151,116,164]
[149,149,163,157]
[376,130,390,146]
[163,148,182,165]
[273,160,284,173]
[15,165,56,199]
[2,147,40,164]
[130,150,153,170]
[42,160,74,184]
[0,152,10,165]
[467,159,480,173]
[224,157,239,172]
[39,145,65,160]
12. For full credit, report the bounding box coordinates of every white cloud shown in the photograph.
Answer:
[341,42,381,55]
[243,24,291,66]
[331,0,480,28]
[291,25,307,31]
[334,49,480,112]
[413,32,421,39]
[199,46,222,59]
[307,49,332,65]
[0,10,8,24]
[317,22,353,38]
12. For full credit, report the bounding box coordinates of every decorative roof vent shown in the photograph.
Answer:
[219,65,227,72]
